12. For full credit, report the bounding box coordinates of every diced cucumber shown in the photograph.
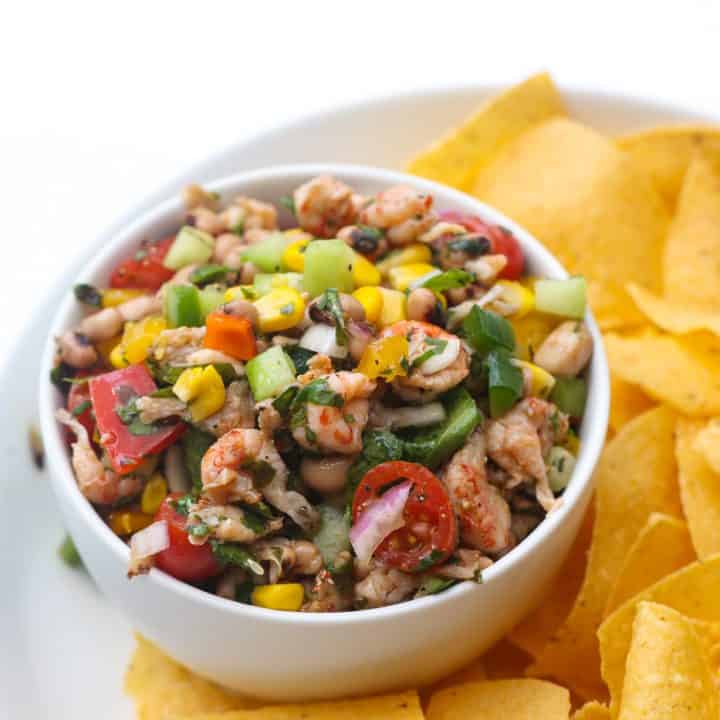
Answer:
[312,505,351,566]
[253,272,304,296]
[163,226,215,270]
[534,277,587,319]
[302,239,355,297]
[547,446,577,492]
[241,232,292,273]
[246,346,296,401]
[550,376,587,419]
[198,284,226,318]
[164,285,204,328]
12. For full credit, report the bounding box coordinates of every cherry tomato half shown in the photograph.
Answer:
[153,494,222,583]
[439,210,524,280]
[109,235,176,291]
[352,461,457,573]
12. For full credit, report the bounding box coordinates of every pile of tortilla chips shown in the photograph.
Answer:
[125,74,720,719]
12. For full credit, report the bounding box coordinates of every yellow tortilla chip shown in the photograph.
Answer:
[173,691,423,720]
[421,656,487,705]
[693,418,720,473]
[676,417,720,559]
[508,506,593,660]
[617,602,718,720]
[662,152,720,309]
[618,125,720,209]
[608,374,654,433]
[573,702,611,720]
[471,117,669,329]
[125,635,258,720]
[426,679,570,720]
[598,554,720,714]
[604,513,695,616]
[604,330,720,416]
[528,407,682,700]
[407,73,565,191]
[482,638,532,680]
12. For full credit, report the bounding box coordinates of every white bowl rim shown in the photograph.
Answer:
[39,161,609,627]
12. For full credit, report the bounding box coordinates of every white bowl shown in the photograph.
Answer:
[39,163,609,701]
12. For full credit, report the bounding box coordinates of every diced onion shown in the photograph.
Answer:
[129,520,169,561]
[299,323,348,359]
[419,337,460,375]
[375,402,446,429]
[349,480,412,564]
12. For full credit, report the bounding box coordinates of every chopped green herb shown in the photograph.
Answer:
[284,345,315,375]
[188,522,210,538]
[463,305,515,354]
[447,235,490,257]
[58,534,83,568]
[239,507,268,535]
[272,385,299,417]
[421,269,474,293]
[181,428,215,495]
[73,283,102,307]
[172,494,194,516]
[50,363,74,395]
[415,576,457,597]
[346,430,404,503]
[239,459,276,488]
[314,288,349,346]
[71,399,91,417]
[279,302,295,316]
[149,386,178,400]
[485,348,523,418]
[210,540,264,575]
[234,580,254,604]
[189,264,231,286]
[410,337,448,369]
[231,220,245,236]
[279,195,296,215]
[415,549,445,573]
[115,394,162,436]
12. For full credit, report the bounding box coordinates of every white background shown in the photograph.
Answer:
[2,0,720,357]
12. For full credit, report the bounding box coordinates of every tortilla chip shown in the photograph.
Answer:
[693,418,720,473]
[421,656,487,705]
[618,125,720,209]
[604,513,695,616]
[471,117,669,329]
[407,73,565,191]
[173,691,423,720]
[598,554,720,713]
[482,638,532,680]
[528,407,682,700]
[676,417,720,559]
[426,679,570,720]
[662,152,720,310]
[608,374,654,433]
[616,602,719,719]
[573,702,611,720]
[125,635,257,720]
[508,506,594,660]
[604,331,720,416]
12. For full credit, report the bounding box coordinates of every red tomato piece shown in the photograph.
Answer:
[154,494,222,582]
[352,461,457,573]
[67,379,96,440]
[438,210,525,280]
[89,364,185,475]
[109,235,176,291]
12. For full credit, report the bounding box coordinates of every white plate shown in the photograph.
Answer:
[2,85,713,718]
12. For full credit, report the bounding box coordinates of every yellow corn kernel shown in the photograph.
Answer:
[141,473,168,515]
[387,263,437,292]
[254,287,305,333]
[565,432,581,455]
[224,285,258,302]
[514,360,556,398]
[351,252,381,287]
[376,244,432,276]
[377,288,407,328]
[494,280,535,318]
[173,365,226,422]
[108,510,153,537]
[101,288,145,308]
[284,228,313,241]
[282,238,310,272]
[357,335,409,380]
[251,583,305,611]
[352,286,384,325]
[123,316,167,364]
[511,313,558,361]
[97,334,122,366]
[109,341,128,369]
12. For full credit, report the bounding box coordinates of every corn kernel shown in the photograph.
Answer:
[514,360,556,398]
[351,252,381,287]
[254,287,305,333]
[101,288,145,308]
[141,473,168,515]
[352,286,384,325]
[124,316,167,364]
[225,285,259,302]
[108,510,153,536]
[282,238,310,272]
[109,341,128,369]
[251,583,305,611]
[377,244,432,276]
[387,263,437,292]
[377,288,407,328]
[173,365,226,421]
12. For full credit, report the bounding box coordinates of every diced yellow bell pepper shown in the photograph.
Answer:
[224,285,259,302]
[377,288,407,328]
[252,583,305,611]
[351,252,381,287]
[357,335,409,380]
[111,316,167,368]
[511,312,558,361]
[514,360,556,398]
[109,341,128,369]
[254,287,305,333]
[387,263,437,292]
[376,244,432,276]
[352,286,384,325]
[494,280,535,318]
[282,238,310,272]
[97,334,122,366]
[108,510,153,536]
[101,288,145,308]
[141,473,168,515]
[173,365,226,422]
